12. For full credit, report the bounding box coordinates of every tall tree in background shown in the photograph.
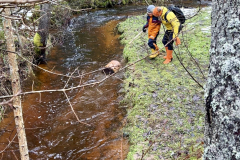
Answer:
[204,0,240,159]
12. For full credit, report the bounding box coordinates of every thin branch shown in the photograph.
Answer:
[63,91,90,126]
[32,81,34,91]
[64,67,79,89]
[174,46,204,89]
[121,130,123,160]
[39,92,41,103]
[11,150,19,160]
[0,153,3,160]
[113,75,124,82]
[0,132,17,154]
[129,31,142,45]
[25,127,43,129]
[145,0,149,6]
[0,13,21,20]
[78,70,83,86]
[0,97,14,106]
[181,31,206,80]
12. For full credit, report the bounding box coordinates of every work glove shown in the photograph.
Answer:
[142,26,147,32]
[175,37,181,46]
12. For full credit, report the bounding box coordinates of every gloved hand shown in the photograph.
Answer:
[142,26,147,32]
[175,37,181,46]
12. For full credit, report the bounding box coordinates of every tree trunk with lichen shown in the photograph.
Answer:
[203,0,240,159]
[3,8,29,160]
[34,3,51,64]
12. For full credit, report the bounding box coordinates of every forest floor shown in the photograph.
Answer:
[118,7,211,159]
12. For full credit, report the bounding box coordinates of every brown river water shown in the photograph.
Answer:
[0,5,146,160]
[0,1,206,159]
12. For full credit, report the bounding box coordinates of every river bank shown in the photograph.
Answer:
[118,7,211,159]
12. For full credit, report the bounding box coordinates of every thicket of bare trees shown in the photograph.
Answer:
[0,1,75,159]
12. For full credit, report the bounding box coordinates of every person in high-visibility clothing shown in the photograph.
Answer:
[142,5,162,59]
[152,6,181,64]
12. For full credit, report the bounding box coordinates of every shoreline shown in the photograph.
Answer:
[118,7,211,159]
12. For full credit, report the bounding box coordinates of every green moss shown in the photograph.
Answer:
[119,7,211,159]
[33,32,43,53]
[0,31,4,40]
[0,106,4,122]
[0,20,4,41]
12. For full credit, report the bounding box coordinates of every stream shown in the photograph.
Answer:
[0,1,206,159]
[0,5,146,159]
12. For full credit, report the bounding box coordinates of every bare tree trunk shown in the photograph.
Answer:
[204,0,240,159]
[3,8,29,160]
[34,3,51,64]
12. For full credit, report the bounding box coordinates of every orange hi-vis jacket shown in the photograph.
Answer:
[144,15,161,39]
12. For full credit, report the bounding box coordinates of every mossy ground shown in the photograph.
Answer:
[118,7,211,159]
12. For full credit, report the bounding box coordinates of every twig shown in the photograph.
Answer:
[0,153,3,160]
[0,97,14,106]
[32,81,34,91]
[63,91,90,126]
[129,31,142,45]
[39,92,41,103]
[174,46,204,89]
[33,12,48,24]
[78,70,83,86]
[181,31,206,80]
[64,67,79,89]
[0,13,21,20]
[0,132,17,154]
[11,150,19,160]
[121,130,123,160]
[50,66,56,72]
[113,76,124,82]
[25,127,43,130]
[145,0,149,6]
